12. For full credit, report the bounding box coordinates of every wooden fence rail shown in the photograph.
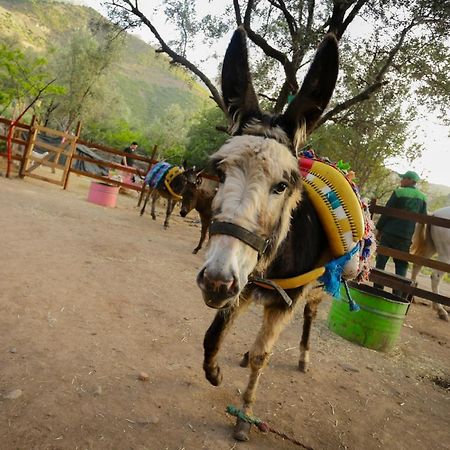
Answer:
[369,200,450,305]
[0,117,157,193]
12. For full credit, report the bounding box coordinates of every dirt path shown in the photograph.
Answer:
[0,175,449,450]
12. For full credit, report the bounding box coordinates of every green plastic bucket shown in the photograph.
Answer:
[327,283,410,352]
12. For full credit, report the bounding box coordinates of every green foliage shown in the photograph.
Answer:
[185,105,228,167]
[311,82,422,197]
[36,19,126,131]
[0,42,63,117]
[82,118,148,152]
[0,0,207,148]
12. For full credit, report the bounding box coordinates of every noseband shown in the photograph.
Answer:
[208,220,294,307]
[209,221,270,257]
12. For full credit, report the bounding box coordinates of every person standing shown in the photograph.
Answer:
[121,141,138,183]
[374,170,427,294]
[122,141,138,168]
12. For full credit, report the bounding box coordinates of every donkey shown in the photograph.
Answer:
[196,28,339,441]
[179,173,218,253]
[140,162,196,229]
[410,206,450,321]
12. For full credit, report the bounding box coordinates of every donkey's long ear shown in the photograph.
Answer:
[282,34,338,141]
[222,27,261,134]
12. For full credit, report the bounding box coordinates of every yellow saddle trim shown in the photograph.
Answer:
[164,166,184,200]
[256,157,366,292]
[255,267,326,291]
[301,158,364,257]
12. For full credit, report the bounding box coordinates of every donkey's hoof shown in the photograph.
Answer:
[204,364,222,386]
[298,360,309,373]
[234,418,251,441]
[164,223,169,229]
[192,248,200,254]
[239,351,249,368]
[438,310,449,321]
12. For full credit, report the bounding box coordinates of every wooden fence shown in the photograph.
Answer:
[0,117,157,192]
[369,200,450,307]
[2,117,448,307]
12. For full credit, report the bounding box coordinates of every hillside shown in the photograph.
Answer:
[0,0,208,130]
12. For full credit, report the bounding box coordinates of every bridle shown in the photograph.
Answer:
[209,221,270,258]
[209,220,296,306]
[208,219,329,307]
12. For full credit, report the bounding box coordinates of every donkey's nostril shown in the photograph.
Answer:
[198,267,238,294]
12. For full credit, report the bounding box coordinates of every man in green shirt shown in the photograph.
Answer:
[375,170,427,294]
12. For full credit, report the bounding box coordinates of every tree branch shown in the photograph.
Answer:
[316,80,388,128]
[107,0,226,114]
[268,0,297,39]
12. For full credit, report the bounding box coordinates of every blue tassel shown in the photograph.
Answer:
[320,244,360,312]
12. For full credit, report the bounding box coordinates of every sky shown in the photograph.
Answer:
[79,0,450,188]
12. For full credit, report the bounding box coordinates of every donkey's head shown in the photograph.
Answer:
[197,27,338,309]
[180,170,202,217]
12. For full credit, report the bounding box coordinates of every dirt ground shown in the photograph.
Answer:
[0,171,449,450]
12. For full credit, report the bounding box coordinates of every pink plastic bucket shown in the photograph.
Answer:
[87,182,119,208]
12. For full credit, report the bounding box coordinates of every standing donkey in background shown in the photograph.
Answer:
[180,173,218,253]
[140,161,196,229]
[196,28,339,441]
[410,206,450,321]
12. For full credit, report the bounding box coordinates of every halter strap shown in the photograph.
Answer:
[209,221,270,256]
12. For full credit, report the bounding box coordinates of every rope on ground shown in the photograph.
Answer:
[226,405,314,450]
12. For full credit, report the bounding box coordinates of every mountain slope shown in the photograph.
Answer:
[0,0,208,129]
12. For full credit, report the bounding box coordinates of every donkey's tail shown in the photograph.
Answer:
[411,221,435,256]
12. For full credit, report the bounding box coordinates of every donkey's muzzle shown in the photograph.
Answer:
[197,267,239,308]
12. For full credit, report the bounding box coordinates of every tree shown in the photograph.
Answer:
[185,105,228,167]
[105,1,449,117]
[0,41,63,119]
[105,1,450,194]
[39,18,126,132]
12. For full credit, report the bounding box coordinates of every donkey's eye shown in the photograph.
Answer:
[216,168,226,183]
[271,182,288,195]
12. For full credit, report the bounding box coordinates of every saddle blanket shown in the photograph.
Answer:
[145,162,171,188]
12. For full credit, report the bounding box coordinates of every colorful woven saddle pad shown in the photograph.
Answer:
[299,156,365,258]
[145,162,171,189]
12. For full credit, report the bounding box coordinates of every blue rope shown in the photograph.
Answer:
[343,279,360,312]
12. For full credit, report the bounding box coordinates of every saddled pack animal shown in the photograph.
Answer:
[179,173,218,253]
[411,206,450,321]
[140,161,196,229]
[196,28,373,441]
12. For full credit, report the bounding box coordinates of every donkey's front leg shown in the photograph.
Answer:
[150,191,158,220]
[299,288,326,372]
[140,186,152,216]
[164,198,176,229]
[193,214,211,254]
[234,303,294,441]
[204,299,248,386]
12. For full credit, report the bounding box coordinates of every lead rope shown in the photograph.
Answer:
[343,279,360,312]
[226,405,314,449]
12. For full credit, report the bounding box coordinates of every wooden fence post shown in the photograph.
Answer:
[19,116,36,178]
[19,120,39,179]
